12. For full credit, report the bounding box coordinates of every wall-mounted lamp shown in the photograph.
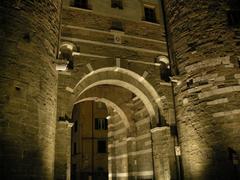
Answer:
[156,55,169,65]
[54,59,69,71]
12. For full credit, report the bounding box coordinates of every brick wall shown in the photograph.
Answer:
[164,0,240,179]
[0,0,61,179]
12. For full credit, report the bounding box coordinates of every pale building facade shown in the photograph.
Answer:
[71,101,108,180]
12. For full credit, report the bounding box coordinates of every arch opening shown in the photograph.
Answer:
[73,67,163,125]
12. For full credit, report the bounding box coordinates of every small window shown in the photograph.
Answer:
[97,140,107,153]
[186,79,193,88]
[227,0,240,27]
[111,20,123,31]
[111,0,123,9]
[227,10,240,27]
[74,121,78,132]
[74,0,88,9]
[71,164,77,180]
[73,142,77,154]
[144,6,156,23]
[228,147,239,165]
[95,118,108,130]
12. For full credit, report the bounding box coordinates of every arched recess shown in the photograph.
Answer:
[75,97,130,128]
[75,85,135,128]
[73,67,163,126]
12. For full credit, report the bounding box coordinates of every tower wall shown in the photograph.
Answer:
[164,0,240,179]
[0,0,61,179]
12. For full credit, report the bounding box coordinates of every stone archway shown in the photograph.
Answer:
[72,83,157,179]
[72,67,164,126]
[56,67,176,180]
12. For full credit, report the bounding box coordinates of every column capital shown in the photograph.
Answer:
[126,137,136,142]
[57,120,74,128]
[150,126,169,133]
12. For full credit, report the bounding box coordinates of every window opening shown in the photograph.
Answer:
[227,0,240,27]
[111,20,124,31]
[144,6,156,23]
[74,120,78,132]
[95,118,108,130]
[73,142,77,154]
[111,0,123,9]
[74,0,88,9]
[186,79,193,88]
[97,140,107,153]
[71,164,77,180]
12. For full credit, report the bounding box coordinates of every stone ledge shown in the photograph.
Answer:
[198,85,240,99]
[185,56,230,73]
[213,109,240,117]
[207,98,228,105]
[150,126,170,133]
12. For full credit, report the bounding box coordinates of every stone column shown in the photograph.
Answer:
[163,0,240,179]
[107,116,115,180]
[108,136,115,180]
[151,127,176,180]
[135,132,154,180]
[0,0,61,179]
[54,121,73,180]
[127,137,137,180]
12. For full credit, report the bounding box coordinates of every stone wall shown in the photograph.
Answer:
[63,0,163,24]
[0,0,61,179]
[151,127,177,180]
[164,0,240,179]
[54,121,72,180]
[58,1,169,127]
[58,2,178,179]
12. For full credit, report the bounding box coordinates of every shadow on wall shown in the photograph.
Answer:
[0,136,48,179]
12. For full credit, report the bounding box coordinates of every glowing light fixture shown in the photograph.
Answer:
[157,55,169,65]
[54,59,69,71]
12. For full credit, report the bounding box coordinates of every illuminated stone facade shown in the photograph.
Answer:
[0,0,61,179]
[0,0,239,180]
[164,0,240,179]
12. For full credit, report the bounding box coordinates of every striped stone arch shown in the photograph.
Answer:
[73,67,163,126]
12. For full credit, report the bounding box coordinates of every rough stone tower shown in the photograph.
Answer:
[163,0,240,179]
[0,0,61,179]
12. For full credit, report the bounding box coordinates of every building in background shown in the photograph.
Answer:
[71,101,108,180]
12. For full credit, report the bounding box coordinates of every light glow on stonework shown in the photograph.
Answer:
[72,52,80,56]
[157,55,169,65]
[56,64,68,71]
[66,44,73,50]
[138,76,145,82]
[154,63,161,66]
[89,71,94,75]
